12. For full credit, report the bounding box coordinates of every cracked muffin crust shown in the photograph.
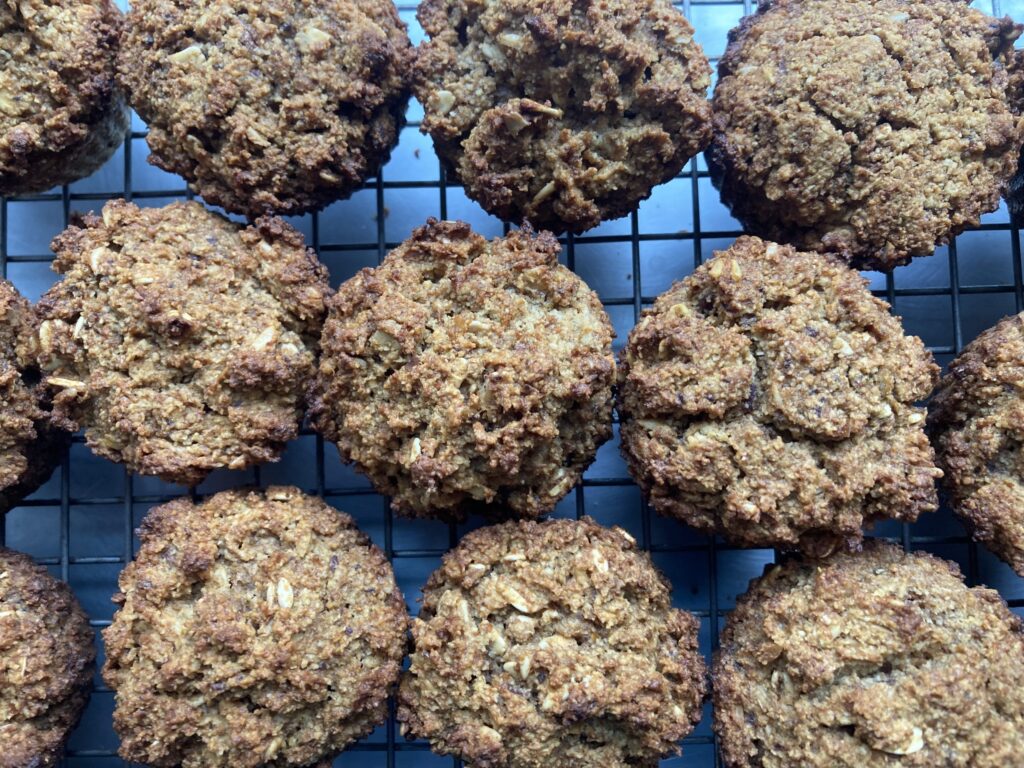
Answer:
[618,237,941,553]
[714,543,1024,767]
[398,517,707,767]
[929,313,1024,575]
[0,280,67,515]
[103,487,408,768]
[0,547,95,768]
[37,200,330,487]
[412,0,712,234]
[311,219,615,520]
[708,0,1023,270]
[119,0,412,218]
[0,0,128,196]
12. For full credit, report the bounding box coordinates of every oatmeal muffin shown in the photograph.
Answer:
[714,543,1024,767]
[709,0,1023,270]
[399,517,707,767]
[311,219,615,520]
[1007,50,1024,222]
[37,200,330,487]
[0,280,67,514]
[929,313,1024,575]
[412,0,712,234]
[618,237,941,554]
[119,0,411,218]
[0,0,128,196]
[103,487,408,768]
[0,547,95,768]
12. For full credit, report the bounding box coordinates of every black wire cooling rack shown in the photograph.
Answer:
[3,1,1024,766]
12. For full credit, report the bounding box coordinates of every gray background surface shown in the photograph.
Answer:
[3,1,1024,765]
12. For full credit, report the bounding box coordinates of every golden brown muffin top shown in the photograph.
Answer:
[0,0,127,194]
[412,0,712,233]
[399,517,707,767]
[119,0,411,217]
[709,0,1023,270]
[311,219,615,520]
[0,547,95,768]
[103,487,408,768]
[618,236,941,552]
[37,200,330,486]
[715,543,1024,767]
[929,312,1024,574]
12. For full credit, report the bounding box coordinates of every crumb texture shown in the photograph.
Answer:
[119,0,411,217]
[1007,49,1024,222]
[0,280,66,514]
[398,517,707,767]
[714,543,1024,767]
[709,0,1023,270]
[0,0,128,195]
[37,200,330,487]
[618,236,941,552]
[311,219,615,519]
[412,0,712,234]
[930,313,1024,575]
[103,487,408,768]
[0,547,95,768]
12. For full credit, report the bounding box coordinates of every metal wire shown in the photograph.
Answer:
[2,1,1023,766]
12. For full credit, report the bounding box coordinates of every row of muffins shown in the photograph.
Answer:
[3,493,1023,768]
[4,0,1024,270]
[2,201,1023,574]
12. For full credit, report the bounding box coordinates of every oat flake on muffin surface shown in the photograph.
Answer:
[618,236,942,554]
[714,542,1024,768]
[929,312,1024,575]
[119,0,412,217]
[311,218,615,520]
[412,0,712,234]
[0,0,128,195]
[0,547,95,768]
[103,486,408,768]
[399,517,707,768]
[37,199,330,487]
[709,0,1023,270]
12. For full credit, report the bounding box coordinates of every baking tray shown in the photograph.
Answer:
[2,0,1023,766]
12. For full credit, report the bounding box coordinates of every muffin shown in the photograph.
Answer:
[618,237,941,554]
[0,0,128,195]
[311,219,615,520]
[37,199,330,487]
[0,280,67,514]
[398,517,707,767]
[714,543,1024,767]
[929,313,1024,575]
[0,547,95,768]
[709,0,1023,270]
[412,0,712,234]
[119,0,411,218]
[1007,50,1024,222]
[103,486,408,768]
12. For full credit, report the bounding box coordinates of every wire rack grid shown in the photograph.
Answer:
[2,0,1024,766]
